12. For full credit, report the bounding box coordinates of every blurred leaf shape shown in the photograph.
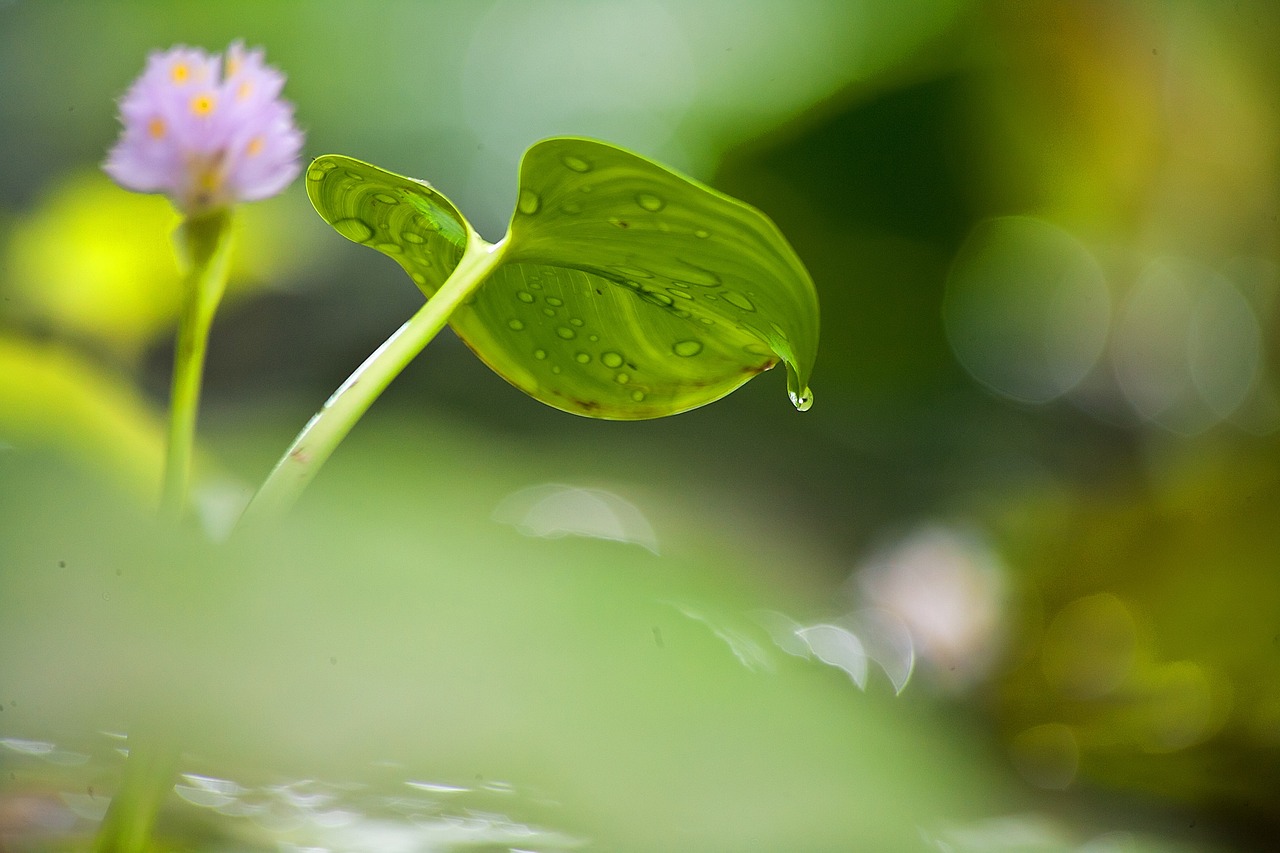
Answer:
[306,137,819,418]
[0,335,165,499]
[2,172,322,360]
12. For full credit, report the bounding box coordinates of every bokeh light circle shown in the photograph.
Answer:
[943,216,1111,404]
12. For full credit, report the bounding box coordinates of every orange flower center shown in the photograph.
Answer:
[190,93,216,116]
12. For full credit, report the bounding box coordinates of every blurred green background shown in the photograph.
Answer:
[2,1,1280,850]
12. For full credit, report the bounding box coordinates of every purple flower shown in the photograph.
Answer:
[104,42,304,216]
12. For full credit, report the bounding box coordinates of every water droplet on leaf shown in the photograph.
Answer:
[575,352,592,364]
[673,340,703,357]
[556,326,576,340]
[721,291,756,312]
[636,192,665,212]
[613,265,653,279]
[639,289,674,307]
[508,319,525,331]
[601,352,624,368]
[517,189,540,215]
[332,218,374,243]
[562,154,592,172]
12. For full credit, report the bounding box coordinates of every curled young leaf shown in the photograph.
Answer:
[307,137,818,418]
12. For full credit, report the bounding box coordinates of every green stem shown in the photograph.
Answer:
[94,731,177,853]
[94,214,232,852]
[160,211,234,520]
[239,236,507,527]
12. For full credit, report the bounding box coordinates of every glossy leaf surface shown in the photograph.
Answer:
[307,137,819,418]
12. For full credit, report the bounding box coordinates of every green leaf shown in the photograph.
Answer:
[306,137,818,419]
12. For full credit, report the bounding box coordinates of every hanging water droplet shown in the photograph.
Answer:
[789,386,814,412]
[374,242,403,255]
[636,192,665,212]
[410,272,427,286]
[721,291,756,312]
[508,319,525,331]
[343,169,366,181]
[402,231,426,244]
[575,352,592,364]
[332,218,374,243]
[534,349,548,360]
[673,340,703,357]
[374,193,399,205]
[614,372,631,384]
[601,352,624,368]
[562,154,592,173]
[556,326,577,340]
[631,390,646,402]
[517,290,535,303]
[306,165,327,182]
[517,189,541,215]
[786,363,813,411]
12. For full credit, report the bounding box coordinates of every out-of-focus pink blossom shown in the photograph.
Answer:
[104,42,303,216]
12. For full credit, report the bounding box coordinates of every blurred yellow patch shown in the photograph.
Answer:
[2,171,322,360]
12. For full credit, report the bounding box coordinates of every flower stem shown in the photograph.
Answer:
[239,236,507,527]
[94,730,177,853]
[160,211,234,520]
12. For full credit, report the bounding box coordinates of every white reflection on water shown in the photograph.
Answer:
[839,609,915,695]
[756,610,912,692]
[493,483,660,554]
[667,603,773,672]
[0,737,55,755]
[0,728,582,851]
[794,624,868,689]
